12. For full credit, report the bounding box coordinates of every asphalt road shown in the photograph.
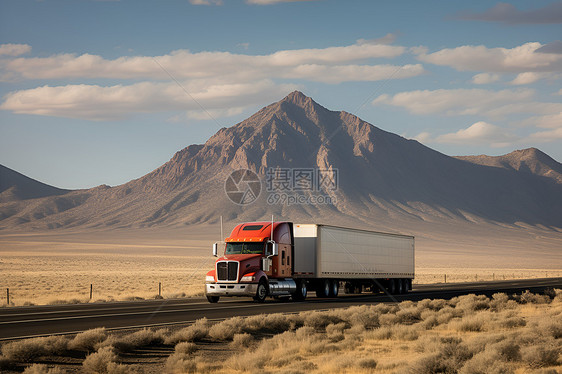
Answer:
[1,277,560,341]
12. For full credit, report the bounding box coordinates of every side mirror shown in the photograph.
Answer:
[272,242,278,256]
[212,243,218,257]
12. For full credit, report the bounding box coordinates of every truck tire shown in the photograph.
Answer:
[401,279,409,294]
[397,279,404,294]
[329,280,339,297]
[253,280,268,303]
[387,279,396,295]
[207,296,219,303]
[292,280,307,301]
[316,279,330,298]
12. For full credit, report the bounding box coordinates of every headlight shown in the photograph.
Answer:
[206,275,215,283]
[240,274,255,282]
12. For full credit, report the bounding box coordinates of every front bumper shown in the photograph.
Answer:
[205,282,258,297]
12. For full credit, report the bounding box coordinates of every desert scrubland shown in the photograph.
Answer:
[1,226,561,307]
[0,290,560,373]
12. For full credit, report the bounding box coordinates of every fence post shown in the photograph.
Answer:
[159,282,162,297]
[6,288,9,305]
[444,274,447,283]
[90,284,93,300]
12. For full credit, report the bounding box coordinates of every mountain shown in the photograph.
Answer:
[0,165,69,203]
[456,148,562,185]
[1,91,561,231]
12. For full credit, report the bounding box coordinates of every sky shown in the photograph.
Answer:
[0,0,561,189]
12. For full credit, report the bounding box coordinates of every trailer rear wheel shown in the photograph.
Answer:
[387,279,396,295]
[207,296,219,303]
[316,279,330,298]
[397,279,404,294]
[329,280,339,297]
[292,280,307,301]
[401,279,409,294]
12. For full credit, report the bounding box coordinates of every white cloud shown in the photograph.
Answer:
[529,127,562,141]
[286,63,424,83]
[0,42,411,84]
[519,112,562,129]
[373,88,538,117]
[471,73,500,84]
[413,131,432,143]
[510,72,551,85]
[416,42,562,73]
[0,43,31,56]
[435,121,517,147]
[0,80,297,121]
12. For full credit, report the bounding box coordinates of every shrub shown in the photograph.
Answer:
[489,339,521,362]
[459,350,514,374]
[69,328,107,352]
[500,317,526,329]
[99,328,165,353]
[302,311,344,329]
[1,336,68,362]
[522,345,560,368]
[517,291,549,305]
[455,294,490,313]
[454,314,486,332]
[208,317,243,341]
[22,364,65,374]
[409,353,459,374]
[164,353,196,374]
[357,358,377,369]
[345,306,380,329]
[164,342,197,373]
[325,322,347,342]
[175,342,197,355]
[231,333,254,348]
[239,313,297,335]
[538,320,562,339]
[396,306,422,324]
[82,347,130,374]
[165,318,209,344]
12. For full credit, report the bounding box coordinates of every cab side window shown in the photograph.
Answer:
[282,250,285,265]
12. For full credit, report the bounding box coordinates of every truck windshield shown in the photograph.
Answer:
[225,242,264,255]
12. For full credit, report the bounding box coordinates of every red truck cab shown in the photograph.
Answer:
[205,221,305,303]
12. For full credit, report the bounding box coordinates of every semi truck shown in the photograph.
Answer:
[205,221,414,303]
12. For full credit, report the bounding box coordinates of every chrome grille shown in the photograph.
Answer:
[216,261,239,282]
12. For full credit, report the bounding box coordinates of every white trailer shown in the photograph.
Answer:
[293,224,414,295]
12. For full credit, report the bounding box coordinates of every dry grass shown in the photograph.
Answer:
[0,231,215,307]
[1,291,561,373]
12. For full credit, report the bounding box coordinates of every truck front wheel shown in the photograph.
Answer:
[253,280,268,303]
[207,296,219,303]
